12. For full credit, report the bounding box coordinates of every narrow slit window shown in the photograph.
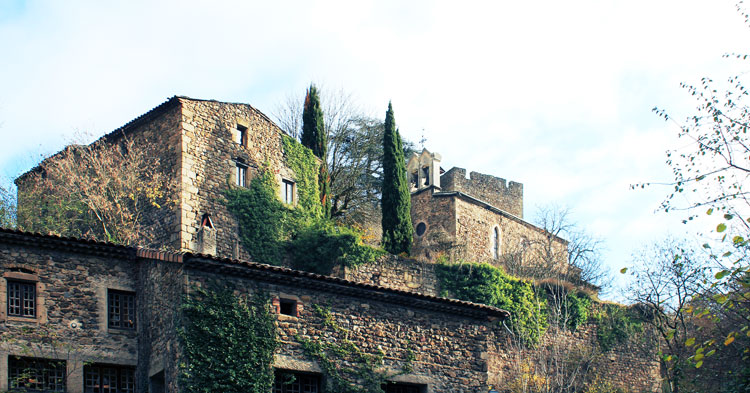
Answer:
[236,163,247,187]
[282,180,294,204]
[492,227,501,259]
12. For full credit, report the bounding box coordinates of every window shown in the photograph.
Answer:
[273,370,320,393]
[282,179,294,204]
[84,364,135,393]
[382,382,424,393]
[415,222,426,237]
[279,299,296,316]
[233,124,247,145]
[235,163,247,187]
[7,280,35,318]
[108,290,135,330]
[492,227,501,259]
[8,356,66,392]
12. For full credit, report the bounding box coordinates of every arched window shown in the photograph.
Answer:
[492,227,501,259]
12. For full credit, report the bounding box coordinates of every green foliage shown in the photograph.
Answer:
[591,304,643,352]
[297,304,414,393]
[380,102,413,255]
[301,84,331,217]
[435,262,548,345]
[226,139,381,273]
[179,286,278,393]
[224,170,286,265]
[281,135,323,224]
[301,84,326,159]
[565,290,592,331]
[289,222,385,275]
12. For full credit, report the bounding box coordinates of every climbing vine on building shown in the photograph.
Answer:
[591,303,644,352]
[296,304,415,393]
[225,136,382,271]
[435,262,548,345]
[178,286,278,393]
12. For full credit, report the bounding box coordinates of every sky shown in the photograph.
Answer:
[1,0,748,298]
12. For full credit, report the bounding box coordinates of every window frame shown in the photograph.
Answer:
[235,162,248,188]
[107,289,136,331]
[273,370,321,393]
[235,124,248,146]
[7,279,36,319]
[282,179,294,204]
[84,363,136,393]
[8,356,67,393]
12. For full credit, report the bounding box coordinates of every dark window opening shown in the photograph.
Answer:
[7,280,35,318]
[108,290,136,330]
[492,227,500,259]
[415,222,426,237]
[273,370,320,393]
[411,172,418,187]
[149,371,164,393]
[84,364,135,393]
[421,167,429,185]
[9,356,67,392]
[282,180,294,204]
[200,213,214,229]
[279,299,296,316]
[382,382,425,393]
[236,124,248,145]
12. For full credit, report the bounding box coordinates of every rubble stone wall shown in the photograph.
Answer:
[441,167,524,218]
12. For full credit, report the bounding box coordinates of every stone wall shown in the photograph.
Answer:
[186,265,506,393]
[441,167,523,218]
[177,98,299,260]
[410,188,458,261]
[136,252,185,393]
[0,237,138,393]
[338,254,439,296]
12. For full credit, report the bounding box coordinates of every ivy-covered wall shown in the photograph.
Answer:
[225,135,383,273]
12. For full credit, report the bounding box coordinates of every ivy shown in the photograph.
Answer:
[296,304,414,393]
[289,222,385,275]
[435,262,548,345]
[591,303,643,352]
[281,135,322,225]
[565,290,592,332]
[178,286,278,393]
[225,169,286,265]
[225,136,383,273]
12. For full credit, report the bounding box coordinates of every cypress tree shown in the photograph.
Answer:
[301,84,331,217]
[381,102,413,254]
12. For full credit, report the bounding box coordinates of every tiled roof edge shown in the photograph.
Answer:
[0,227,134,259]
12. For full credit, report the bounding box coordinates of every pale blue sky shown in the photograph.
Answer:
[1,0,747,297]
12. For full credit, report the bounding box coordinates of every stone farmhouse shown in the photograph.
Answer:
[3,97,660,392]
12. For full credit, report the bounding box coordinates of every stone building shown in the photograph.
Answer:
[0,228,512,393]
[8,97,660,392]
[407,149,569,276]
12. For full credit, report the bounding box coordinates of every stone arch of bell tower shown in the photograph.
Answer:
[406,149,442,192]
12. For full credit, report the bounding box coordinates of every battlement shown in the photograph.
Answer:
[440,167,524,218]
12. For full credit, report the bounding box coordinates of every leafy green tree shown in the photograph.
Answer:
[0,182,16,228]
[301,84,331,217]
[380,102,413,254]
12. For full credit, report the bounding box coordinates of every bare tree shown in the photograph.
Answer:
[15,134,175,246]
[503,205,610,293]
[0,181,15,229]
[626,238,708,393]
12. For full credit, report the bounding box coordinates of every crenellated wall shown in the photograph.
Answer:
[440,167,524,218]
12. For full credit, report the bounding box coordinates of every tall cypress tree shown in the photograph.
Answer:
[301,84,331,217]
[381,102,413,254]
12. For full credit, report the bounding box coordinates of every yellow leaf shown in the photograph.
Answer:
[696,360,703,368]
[725,336,735,346]
[685,337,695,347]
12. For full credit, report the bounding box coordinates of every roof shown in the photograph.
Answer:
[16,95,289,183]
[0,227,509,320]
